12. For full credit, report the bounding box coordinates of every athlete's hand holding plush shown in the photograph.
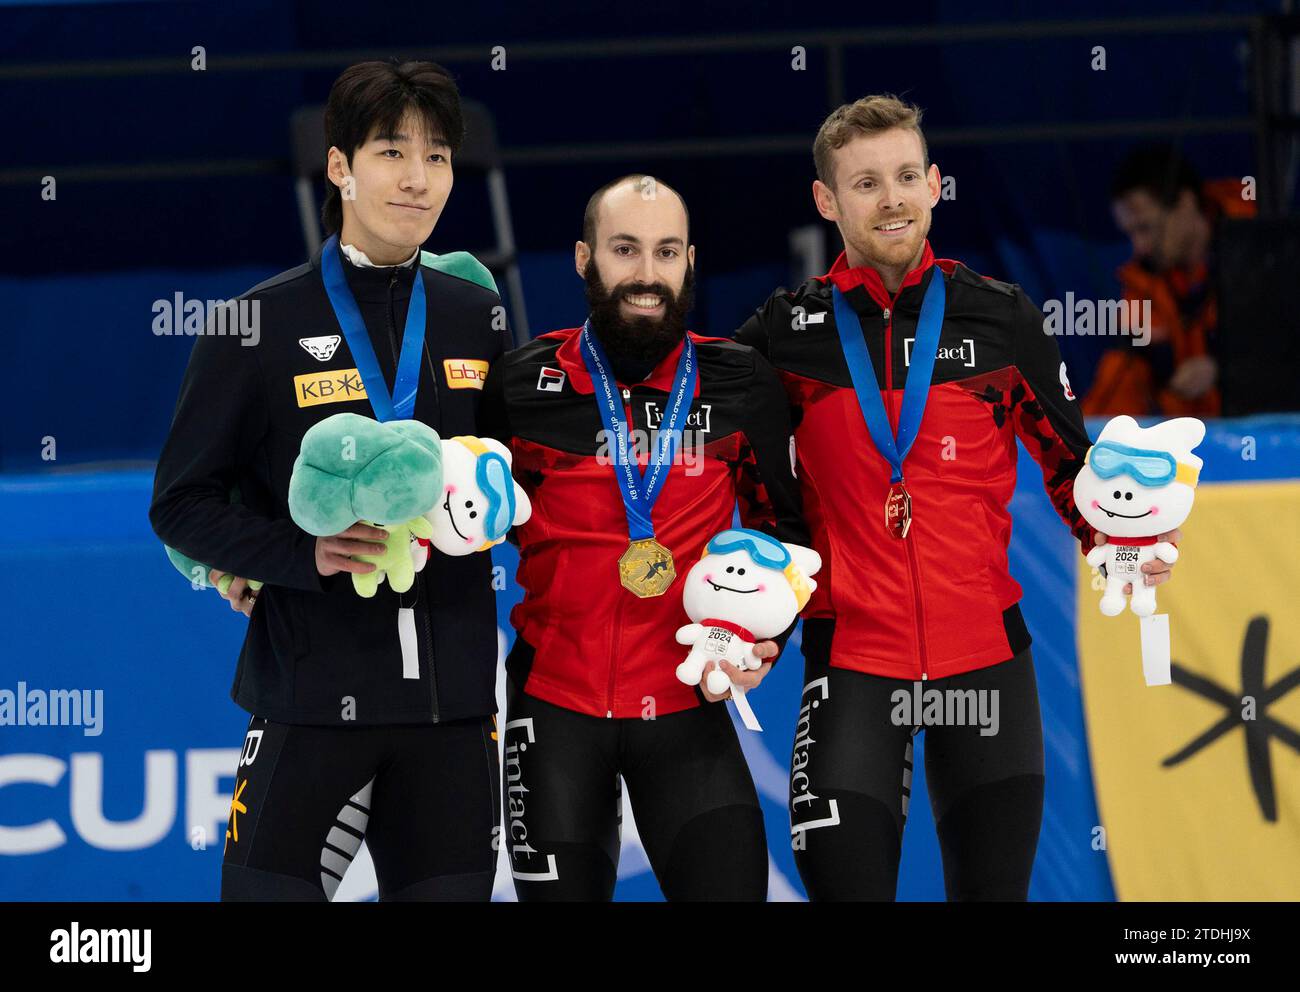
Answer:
[289,412,443,597]
[163,494,266,616]
[1074,415,1204,618]
[675,528,821,730]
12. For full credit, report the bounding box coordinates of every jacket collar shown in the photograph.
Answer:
[546,325,710,397]
[311,237,419,304]
[823,240,937,311]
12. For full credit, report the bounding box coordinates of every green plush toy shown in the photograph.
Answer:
[162,250,492,600]
[350,514,433,598]
[164,544,264,596]
[164,483,264,596]
[288,412,443,598]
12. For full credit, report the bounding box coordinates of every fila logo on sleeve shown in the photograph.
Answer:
[537,367,566,392]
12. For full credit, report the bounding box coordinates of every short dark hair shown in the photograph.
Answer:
[581,174,689,247]
[321,60,466,235]
[1110,144,1203,209]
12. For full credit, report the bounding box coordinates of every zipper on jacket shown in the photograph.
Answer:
[418,570,440,720]
[607,592,627,718]
[882,288,931,681]
[387,269,440,719]
[605,387,638,717]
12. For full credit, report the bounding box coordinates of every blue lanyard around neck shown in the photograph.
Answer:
[320,233,427,422]
[579,322,697,541]
[831,270,946,483]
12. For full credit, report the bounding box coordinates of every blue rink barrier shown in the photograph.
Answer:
[1,416,1296,900]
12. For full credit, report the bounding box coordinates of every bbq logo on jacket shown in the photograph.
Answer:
[444,358,489,390]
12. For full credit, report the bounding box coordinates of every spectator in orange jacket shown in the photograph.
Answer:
[1082,144,1255,417]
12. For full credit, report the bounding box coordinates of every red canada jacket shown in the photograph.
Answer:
[479,327,809,717]
[737,241,1095,681]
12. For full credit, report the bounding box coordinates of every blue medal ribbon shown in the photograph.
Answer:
[831,270,946,484]
[579,321,697,541]
[320,233,427,422]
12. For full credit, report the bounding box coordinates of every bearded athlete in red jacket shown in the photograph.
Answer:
[480,176,810,901]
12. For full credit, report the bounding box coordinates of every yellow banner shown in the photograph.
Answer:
[1079,480,1300,900]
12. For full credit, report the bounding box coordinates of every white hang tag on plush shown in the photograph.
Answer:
[1140,614,1171,687]
[398,607,420,680]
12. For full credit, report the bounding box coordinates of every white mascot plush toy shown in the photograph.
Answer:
[675,528,822,730]
[412,435,532,568]
[1074,415,1204,618]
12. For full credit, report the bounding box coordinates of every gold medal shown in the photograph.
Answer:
[618,538,676,598]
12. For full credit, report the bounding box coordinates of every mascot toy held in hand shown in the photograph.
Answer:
[163,486,264,596]
[288,412,443,598]
[420,435,531,561]
[165,545,263,597]
[675,528,822,731]
[1074,415,1204,618]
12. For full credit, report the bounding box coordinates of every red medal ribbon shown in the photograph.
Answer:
[1105,534,1160,546]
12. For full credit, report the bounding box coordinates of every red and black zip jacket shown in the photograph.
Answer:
[478,327,809,718]
[736,241,1096,682]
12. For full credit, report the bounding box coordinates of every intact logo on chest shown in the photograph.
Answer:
[905,336,976,368]
[643,400,712,434]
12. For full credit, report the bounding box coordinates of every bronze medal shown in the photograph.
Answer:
[618,538,676,598]
[885,481,912,540]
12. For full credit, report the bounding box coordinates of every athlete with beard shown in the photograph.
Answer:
[736,96,1181,900]
[478,175,809,901]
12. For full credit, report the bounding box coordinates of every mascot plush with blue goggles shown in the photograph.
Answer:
[675,528,822,731]
[1074,415,1204,686]
[1075,415,1204,619]
[419,435,531,563]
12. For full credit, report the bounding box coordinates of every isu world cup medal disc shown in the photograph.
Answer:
[885,482,912,539]
[619,538,676,598]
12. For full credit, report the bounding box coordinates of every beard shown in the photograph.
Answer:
[583,259,694,371]
[849,212,931,272]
